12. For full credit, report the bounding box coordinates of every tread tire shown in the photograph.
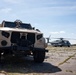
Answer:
[33,51,45,63]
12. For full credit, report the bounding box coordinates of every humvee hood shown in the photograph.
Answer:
[0,27,42,34]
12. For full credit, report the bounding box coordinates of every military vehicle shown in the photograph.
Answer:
[46,37,71,47]
[50,38,71,47]
[0,20,48,63]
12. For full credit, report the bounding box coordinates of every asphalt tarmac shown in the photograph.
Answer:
[0,46,76,75]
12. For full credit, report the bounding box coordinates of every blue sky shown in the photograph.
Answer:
[0,0,76,44]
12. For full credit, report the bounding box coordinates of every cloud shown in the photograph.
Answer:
[50,31,65,34]
[1,0,76,18]
[1,0,76,17]
[21,0,76,16]
[71,33,75,35]
[3,0,22,4]
[21,5,76,17]
[0,8,12,13]
[60,31,65,34]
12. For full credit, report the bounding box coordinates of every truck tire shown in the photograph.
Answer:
[0,51,1,62]
[33,51,45,63]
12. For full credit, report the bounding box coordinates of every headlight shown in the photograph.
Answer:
[1,31,10,38]
[1,40,7,46]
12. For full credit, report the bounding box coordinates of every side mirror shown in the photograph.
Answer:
[32,27,35,30]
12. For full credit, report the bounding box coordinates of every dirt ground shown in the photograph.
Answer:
[0,46,76,75]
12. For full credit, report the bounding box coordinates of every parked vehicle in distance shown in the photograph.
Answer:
[50,38,71,47]
[46,37,71,47]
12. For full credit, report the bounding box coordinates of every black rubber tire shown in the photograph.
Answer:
[0,51,1,62]
[60,45,62,47]
[33,51,45,63]
[68,45,70,47]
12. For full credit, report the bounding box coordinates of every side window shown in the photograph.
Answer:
[37,34,43,40]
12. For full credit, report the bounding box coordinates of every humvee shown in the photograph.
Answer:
[0,20,48,63]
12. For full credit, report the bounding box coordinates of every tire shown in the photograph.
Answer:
[68,45,70,47]
[0,51,1,62]
[54,45,57,47]
[33,51,45,63]
[60,45,62,47]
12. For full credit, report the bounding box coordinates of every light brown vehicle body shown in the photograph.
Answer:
[0,20,48,63]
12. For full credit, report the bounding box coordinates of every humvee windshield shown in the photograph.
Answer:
[4,21,32,29]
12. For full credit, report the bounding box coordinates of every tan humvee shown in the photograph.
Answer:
[0,20,48,63]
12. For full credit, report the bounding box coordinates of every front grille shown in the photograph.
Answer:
[11,32,35,47]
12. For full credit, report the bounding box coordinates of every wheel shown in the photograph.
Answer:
[54,45,57,47]
[0,51,1,62]
[60,45,62,47]
[33,51,45,63]
[68,45,70,47]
